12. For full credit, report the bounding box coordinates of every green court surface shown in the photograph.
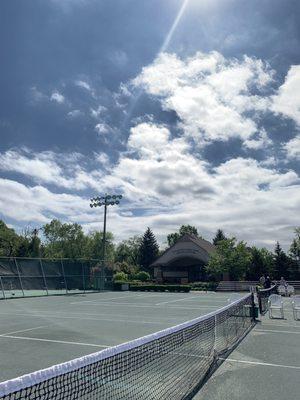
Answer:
[193,297,300,400]
[1,292,298,400]
[0,291,231,382]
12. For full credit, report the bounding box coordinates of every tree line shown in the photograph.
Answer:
[0,219,299,280]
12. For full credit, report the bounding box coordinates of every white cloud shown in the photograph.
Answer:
[67,109,83,118]
[284,135,300,160]
[243,129,273,150]
[0,137,299,248]
[90,105,107,119]
[0,149,103,190]
[133,52,273,145]
[95,123,113,134]
[75,80,92,92]
[108,50,128,67]
[50,91,65,104]
[0,178,87,223]
[272,65,300,126]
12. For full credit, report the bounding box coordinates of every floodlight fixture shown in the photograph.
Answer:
[89,193,123,266]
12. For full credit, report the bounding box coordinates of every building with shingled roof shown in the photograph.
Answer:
[150,233,216,284]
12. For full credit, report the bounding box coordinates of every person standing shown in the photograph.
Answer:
[280,276,287,287]
[264,275,271,289]
[259,275,266,287]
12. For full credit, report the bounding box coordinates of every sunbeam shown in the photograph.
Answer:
[159,0,190,54]
[122,0,190,129]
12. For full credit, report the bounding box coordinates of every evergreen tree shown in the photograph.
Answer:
[139,228,159,274]
[274,242,290,279]
[246,247,274,280]
[213,229,227,245]
[288,228,300,279]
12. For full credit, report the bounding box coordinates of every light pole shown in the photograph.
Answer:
[90,194,123,266]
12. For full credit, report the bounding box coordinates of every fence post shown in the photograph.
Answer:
[0,276,5,299]
[60,259,68,294]
[40,259,49,295]
[14,258,25,297]
[81,261,86,293]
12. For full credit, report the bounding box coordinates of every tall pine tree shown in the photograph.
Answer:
[139,228,159,274]
[213,229,227,245]
[274,242,290,279]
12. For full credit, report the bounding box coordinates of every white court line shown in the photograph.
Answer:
[0,325,48,337]
[70,293,149,305]
[69,302,218,310]
[0,334,109,348]
[155,296,201,306]
[0,311,174,325]
[256,329,300,335]
[259,322,300,329]
[220,357,300,370]
[28,309,184,323]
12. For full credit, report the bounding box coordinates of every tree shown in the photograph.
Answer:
[288,228,300,279]
[167,225,200,247]
[273,242,291,279]
[84,231,115,261]
[139,228,159,274]
[206,238,252,281]
[246,247,274,280]
[115,235,142,267]
[0,220,21,257]
[43,219,88,259]
[213,229,227,245]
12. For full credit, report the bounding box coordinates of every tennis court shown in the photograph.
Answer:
[0,291,237,383]
[1,290,298,399]
[0,290,256,400]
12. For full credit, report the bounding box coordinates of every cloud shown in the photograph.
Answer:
[75,80,92,92]
[272,65,300,126]
[284,135,300,160]
[108,50,128,67]
[243,129,273,150]
[67,109,83,118]
[0,149,103,190]
[50,91,65,104]
[90,105,107,119]
[132,52,273,145]
[95,123,113,134]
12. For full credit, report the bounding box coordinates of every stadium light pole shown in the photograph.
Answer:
[90,194,123,266]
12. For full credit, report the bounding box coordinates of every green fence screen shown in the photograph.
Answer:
[0,257,113,299]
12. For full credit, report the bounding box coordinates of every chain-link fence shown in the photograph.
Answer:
[0,257,113,299]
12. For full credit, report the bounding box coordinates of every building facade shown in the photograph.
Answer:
[151,234,216,284]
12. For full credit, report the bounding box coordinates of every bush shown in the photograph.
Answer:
[130,284,190,293]
[113,271,128,282]
[134,271,150,282]
[190,281,218,291]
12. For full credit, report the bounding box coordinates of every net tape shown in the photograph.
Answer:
[0,294,254,400]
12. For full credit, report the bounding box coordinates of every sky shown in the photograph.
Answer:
[0,0,299,250]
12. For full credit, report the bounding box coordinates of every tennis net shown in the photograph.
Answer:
[0,294,255,400]
[257,284,277,314]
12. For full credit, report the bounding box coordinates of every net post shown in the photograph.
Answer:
[14,258,25,297]
[40,259,49,296]
[250,292,256,321]
[0,276,5,299]
[60,259,68,294]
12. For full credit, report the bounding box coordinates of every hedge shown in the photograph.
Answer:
[129,284,190,293]
[190,282,218,291]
